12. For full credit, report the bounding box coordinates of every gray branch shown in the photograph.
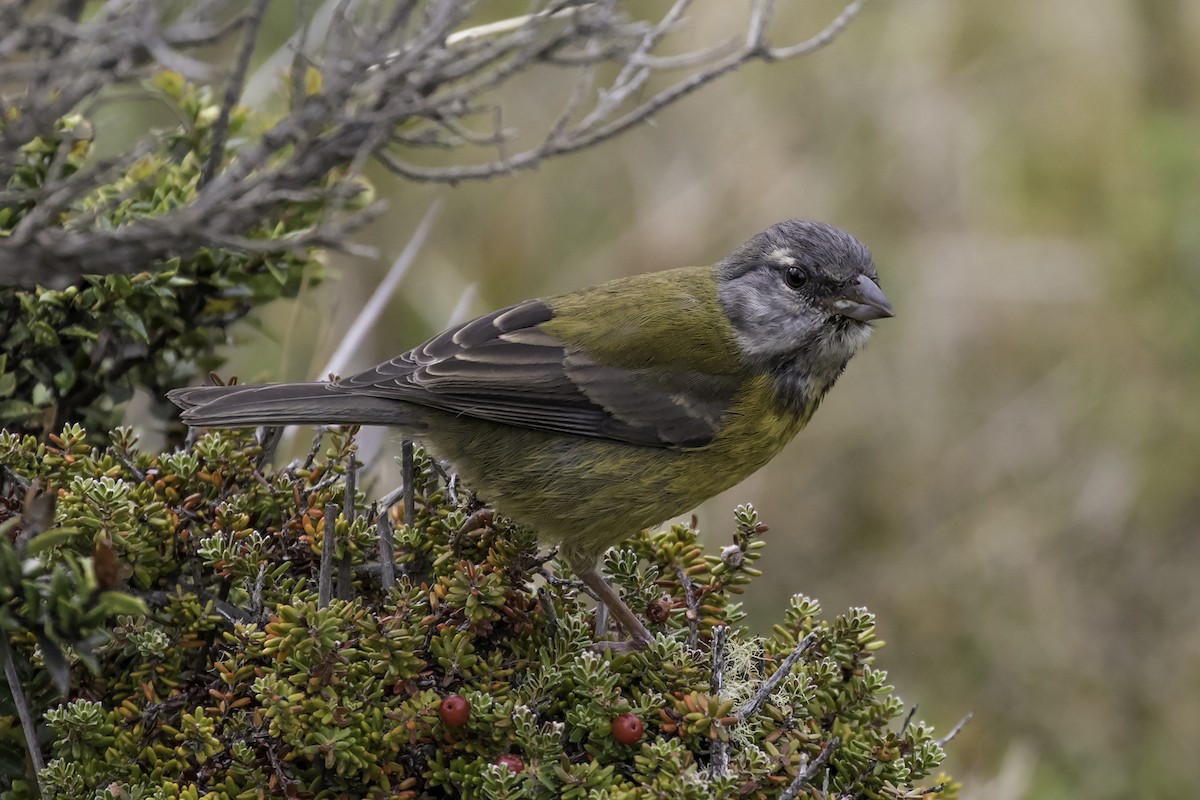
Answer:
[779,736,840,800]
[0,0,872,288]
[2,632,45,791]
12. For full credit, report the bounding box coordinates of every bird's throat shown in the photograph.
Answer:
[767,353,849,422]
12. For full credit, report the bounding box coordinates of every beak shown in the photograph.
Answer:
[829,274,894,322]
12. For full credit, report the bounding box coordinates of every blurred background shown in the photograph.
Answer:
[176,2,1200,797]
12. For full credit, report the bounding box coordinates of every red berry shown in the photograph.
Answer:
[494,754,525,773]
[439,694,470,727]
[612,712,644,745]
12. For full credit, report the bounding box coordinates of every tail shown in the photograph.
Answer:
[168,383,420,428]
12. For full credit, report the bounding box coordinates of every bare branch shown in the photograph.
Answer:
[574,0,690,132]
[746,0,775,52]
[199,0,269,188]
[377,507,395,590]
[319,501,337,608]
[768,0,872,61]
[0,0,872,287]
[674,563,700,649]
[2,633,45,789]
[709,625,730,777]
[779,736,840,800]
[936,711,973,747]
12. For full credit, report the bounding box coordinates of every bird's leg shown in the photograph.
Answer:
[575,566,653,652]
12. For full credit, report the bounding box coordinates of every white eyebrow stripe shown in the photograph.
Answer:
[769,248,797,266]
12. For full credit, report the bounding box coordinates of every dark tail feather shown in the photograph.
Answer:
[167,383,421,429]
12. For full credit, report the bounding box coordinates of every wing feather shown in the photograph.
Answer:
[332,297,737,448]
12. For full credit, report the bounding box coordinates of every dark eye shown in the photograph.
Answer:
[784,266,806,289]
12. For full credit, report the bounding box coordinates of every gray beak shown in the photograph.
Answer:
[829,274,894,321]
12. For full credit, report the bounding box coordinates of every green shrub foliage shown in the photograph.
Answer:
[0,425,955,799]
[0,74,335,439]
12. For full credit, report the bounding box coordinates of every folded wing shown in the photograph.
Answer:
[334,298,738,448]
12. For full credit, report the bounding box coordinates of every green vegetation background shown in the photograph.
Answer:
[95,3,1197,798]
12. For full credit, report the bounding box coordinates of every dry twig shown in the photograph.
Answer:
[0,0,871,287]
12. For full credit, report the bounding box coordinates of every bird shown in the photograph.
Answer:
[169,219,893,651]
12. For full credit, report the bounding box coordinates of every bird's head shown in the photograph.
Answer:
[716,219,892,408]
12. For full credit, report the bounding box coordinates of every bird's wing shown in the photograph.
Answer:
[333,297,741,448]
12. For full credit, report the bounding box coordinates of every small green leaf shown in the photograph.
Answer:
[97,591,148,618]
[54,368,76,392]
[25,527,81,556]
[59,325,99,340]
[31,383,53,405]
[0,399,40,420]
[112,305,149,343]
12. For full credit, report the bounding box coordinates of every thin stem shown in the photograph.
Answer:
[936,712,973,747]
[2,632,45,786]
[199,0,270,188]
[336,457,357,601]
[378,506,395,590]
[767,0,870,61]
[779,736,840,800]
[709,625,729,776]
[674,563,700,649]
[318,501,337,607]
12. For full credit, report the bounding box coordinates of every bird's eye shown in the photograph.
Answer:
[784,266,807,289]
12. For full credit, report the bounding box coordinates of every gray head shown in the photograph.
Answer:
[716,219,892,409]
